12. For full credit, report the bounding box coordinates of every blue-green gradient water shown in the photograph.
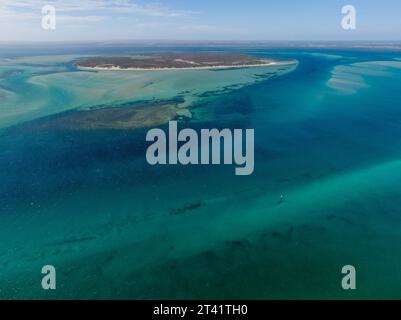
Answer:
[1,44,401,299]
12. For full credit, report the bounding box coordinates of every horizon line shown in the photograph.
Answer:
[1,39,401,44]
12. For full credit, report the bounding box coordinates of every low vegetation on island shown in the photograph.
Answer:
[76,52,275,70]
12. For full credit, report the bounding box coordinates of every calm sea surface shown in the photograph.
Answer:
[1,45,401,299]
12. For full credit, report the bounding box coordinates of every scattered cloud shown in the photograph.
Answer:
[56,15,106,24]
[179,25,238,33]
[0,0,194,23]
[0,0,249,41]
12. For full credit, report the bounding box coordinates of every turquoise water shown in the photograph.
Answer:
[1,45,401,299]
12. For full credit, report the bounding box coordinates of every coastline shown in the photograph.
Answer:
[76,61,290,72]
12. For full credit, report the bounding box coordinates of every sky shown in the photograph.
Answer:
[0,0,401,42]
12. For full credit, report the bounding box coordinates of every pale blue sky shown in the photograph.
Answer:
[1,0,400,41]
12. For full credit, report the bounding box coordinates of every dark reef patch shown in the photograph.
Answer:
[170,202,204,215]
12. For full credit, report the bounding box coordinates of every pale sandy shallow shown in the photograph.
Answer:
[0,59,297,127]
[77,61,285,72]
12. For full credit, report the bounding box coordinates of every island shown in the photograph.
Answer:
[75,52,277,71]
